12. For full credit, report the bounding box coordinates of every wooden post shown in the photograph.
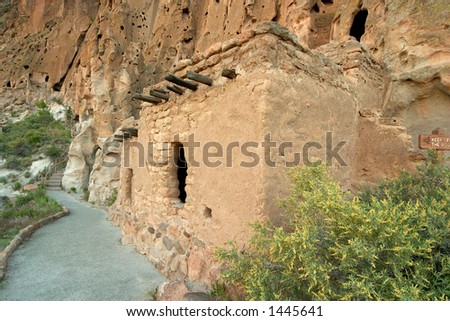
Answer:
[432,128,445,162]
[165,75,198,91]
[132,93,162,104]
[186,71,213,86]
[222,69,237,79]
[153,87,169,94]
[114,135,124,142]
[150,89,170,101]
[122,128,138,137]
[167,85,184,95]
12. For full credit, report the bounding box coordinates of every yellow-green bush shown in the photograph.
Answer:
[0,104,71,170]
[217,160,450,300]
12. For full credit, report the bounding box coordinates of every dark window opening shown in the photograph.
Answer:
[311,3,320,13]
[176,144,188,203]
[6,80,11,88]
[52,79,64,92]
[321,0,334,4]
[350,9,368,41]
[45,75,49,82]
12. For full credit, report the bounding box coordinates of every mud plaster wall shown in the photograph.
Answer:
[108,30,402,283]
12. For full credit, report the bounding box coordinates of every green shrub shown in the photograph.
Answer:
[44,146,63,159]
[0,176,7,184]
[35,99,47,110]
[4,156,32,170]
[7,173,17,182]
[83,187,90,202]
[217,161,450,301]
[24,171,32,178]
[12,181,22,191]
[0,106,71,170]
[65,106,73,124]
[0,188,62,220]
[108,188,118,206]
[0,228,20,248]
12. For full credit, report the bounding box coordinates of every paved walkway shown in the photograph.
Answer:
[0,191,166,301]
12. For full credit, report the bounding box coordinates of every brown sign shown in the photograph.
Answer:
[419,132,450,151]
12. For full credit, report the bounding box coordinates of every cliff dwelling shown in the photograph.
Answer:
[0,0,449,288]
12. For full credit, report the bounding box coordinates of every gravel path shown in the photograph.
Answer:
[0,191,166,301]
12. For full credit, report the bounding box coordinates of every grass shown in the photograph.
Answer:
[0,188,62,251]
[83,187,89,202]
[0,101,71,171]
[145,287,158,301]
[0,228,19,249]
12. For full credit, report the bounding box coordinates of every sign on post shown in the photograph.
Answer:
[419,128,449,162]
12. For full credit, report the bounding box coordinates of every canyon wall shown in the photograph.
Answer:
[0,0,449,287]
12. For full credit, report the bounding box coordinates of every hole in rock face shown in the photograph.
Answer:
[350,9,368,41]
[311,3,320,13]
[203,207,212,218]
[45,75,49,82]
[321,0,333,4]
[53,80,63,92]
[175,143,188,203]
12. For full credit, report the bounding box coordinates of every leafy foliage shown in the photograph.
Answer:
[0,102,71,170]
[217,161,450,301]
[0,188,62,220]
[0,228,19,249]
[107,188,118,206]
[0,188,63,250]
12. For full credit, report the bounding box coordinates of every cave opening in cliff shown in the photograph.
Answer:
[312,3,320,13]
[350,9,368,41]
[175,143,188,203]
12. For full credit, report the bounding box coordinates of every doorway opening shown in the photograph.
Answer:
[350,9,368,41]
[175,143,188,203]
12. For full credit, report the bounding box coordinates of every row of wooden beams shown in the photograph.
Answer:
[134,69,237,106]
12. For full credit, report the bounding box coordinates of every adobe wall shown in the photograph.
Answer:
[108,24,409,284]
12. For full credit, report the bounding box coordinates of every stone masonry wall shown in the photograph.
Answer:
[108,24,414,284]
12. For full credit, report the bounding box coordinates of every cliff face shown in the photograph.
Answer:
[2,0,448,145]
[1,0,449,287]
